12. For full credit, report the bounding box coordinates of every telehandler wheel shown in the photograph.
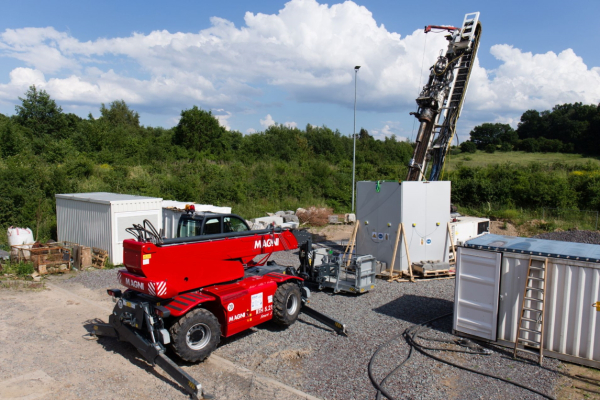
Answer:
[169,308,220,363]
[272,282,301,326]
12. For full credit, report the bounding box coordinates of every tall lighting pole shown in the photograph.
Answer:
[352,65,360,212]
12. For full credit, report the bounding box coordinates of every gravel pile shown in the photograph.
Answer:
[65,267,124,290]
[534,229,600,244]
[61,252,561,399]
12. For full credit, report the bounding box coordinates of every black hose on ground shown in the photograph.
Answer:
[368,313,556,400]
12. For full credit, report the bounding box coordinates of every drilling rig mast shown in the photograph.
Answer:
[407,12,482,181]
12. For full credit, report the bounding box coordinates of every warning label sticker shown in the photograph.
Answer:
[384,233,390,241]
[372,232,377,239]
[426,238,432,245]
[251,293,263,311]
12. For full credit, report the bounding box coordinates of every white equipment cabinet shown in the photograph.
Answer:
[356,181,451,272]
[55,192,163,265]
[454,234,600,368]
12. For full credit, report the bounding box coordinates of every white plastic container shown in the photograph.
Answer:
[7,226,34,259]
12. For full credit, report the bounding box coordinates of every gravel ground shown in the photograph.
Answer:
[534,229,600,244]
[61,249,562,400]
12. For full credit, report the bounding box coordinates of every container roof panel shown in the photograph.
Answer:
[465,234,600,263]
[55,192,162,205]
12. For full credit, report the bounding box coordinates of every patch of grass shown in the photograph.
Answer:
[103,258,119,269]
[0,280,44,290]
[445,150,600,170]
[1,261,35,277]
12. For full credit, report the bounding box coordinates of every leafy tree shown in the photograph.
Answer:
[517,110,549,139]
[99,100,140,128]
[358,128,371,140]
[460,141,477,153]
[14,85,66,138]
[173,106,225,154]
[469,123,517,149]
[0,123,20,157]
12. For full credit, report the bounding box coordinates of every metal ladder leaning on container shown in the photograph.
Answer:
[513,256,549,365]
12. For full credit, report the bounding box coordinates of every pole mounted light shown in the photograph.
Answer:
[352,65,361,213]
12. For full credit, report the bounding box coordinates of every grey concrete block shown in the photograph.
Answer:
[283,215,299,223]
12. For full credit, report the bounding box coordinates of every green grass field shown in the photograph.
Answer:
[445,150,600,170]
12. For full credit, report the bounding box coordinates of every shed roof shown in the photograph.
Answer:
[55,192,162,205]
[465,234,600,263]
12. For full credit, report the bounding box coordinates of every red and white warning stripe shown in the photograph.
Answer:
[156,281,167,296]
[148,281,166,297]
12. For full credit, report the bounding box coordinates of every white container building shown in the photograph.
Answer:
[454,234,600,368]
[55,193,163,265]
[356,181,451,272]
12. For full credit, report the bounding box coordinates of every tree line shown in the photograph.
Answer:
[0,86,413,240]
[2,86,600,242]
[461,102,600,154]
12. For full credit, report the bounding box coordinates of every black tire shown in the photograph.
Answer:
[169,308,220,363]
[272,282,302,326]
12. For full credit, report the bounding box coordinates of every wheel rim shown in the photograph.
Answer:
[286,293,298,315]
[186,323,211,350]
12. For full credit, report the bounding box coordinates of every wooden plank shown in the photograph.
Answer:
[387,223,403,282]
[343,220,359,267]
[401,223,414,282]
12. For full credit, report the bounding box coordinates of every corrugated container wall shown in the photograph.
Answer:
[497,253,600,365]
[454,234,600,368]
[56,193,162,265]
[56,197,111,256]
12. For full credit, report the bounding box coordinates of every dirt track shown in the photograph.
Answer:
[0,283,318,400]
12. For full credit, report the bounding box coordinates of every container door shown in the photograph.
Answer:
[454,247,501,340]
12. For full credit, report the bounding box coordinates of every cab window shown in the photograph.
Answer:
[224,216,249,233]
[178,218,203,238]
[203,218,221,235]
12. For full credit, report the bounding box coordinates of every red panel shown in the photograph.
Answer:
[120,230,298,296]
[163,291,216,317]
[204,277,279,337]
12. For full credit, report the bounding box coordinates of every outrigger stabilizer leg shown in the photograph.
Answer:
[301,304,348,336]
[90,298,205,400]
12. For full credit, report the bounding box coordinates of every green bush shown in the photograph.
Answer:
[460,141,477,153]
[484,144,496,153]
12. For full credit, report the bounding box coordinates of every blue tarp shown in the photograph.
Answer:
[464,234,600,263]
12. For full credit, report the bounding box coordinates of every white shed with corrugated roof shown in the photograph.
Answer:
[55,192,162,265]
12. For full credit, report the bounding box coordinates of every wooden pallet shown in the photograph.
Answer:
[92,247,108,269]
[410,264,456,279]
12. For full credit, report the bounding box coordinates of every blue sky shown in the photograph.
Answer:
[0,0,598,143]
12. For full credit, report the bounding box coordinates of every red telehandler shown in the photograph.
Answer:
[91,217,346,399]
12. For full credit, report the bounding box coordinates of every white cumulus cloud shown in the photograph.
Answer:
[260,114,276,129]
[0,0,596,131]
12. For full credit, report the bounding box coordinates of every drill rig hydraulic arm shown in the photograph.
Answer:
[407,12,482,181]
